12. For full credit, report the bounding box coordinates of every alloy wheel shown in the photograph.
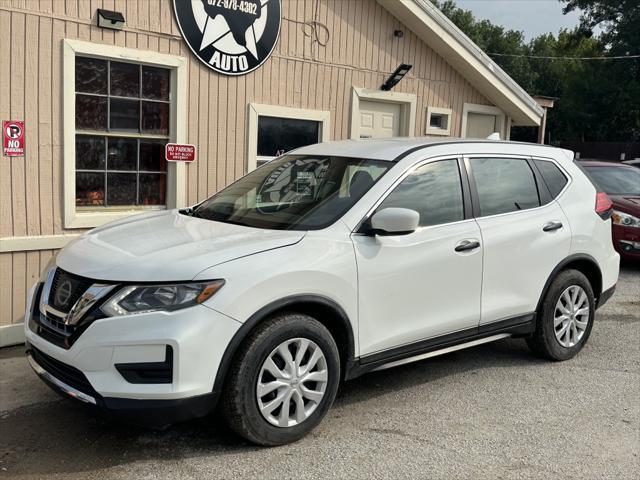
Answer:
[554,285,590,348]
[256,338,329,428]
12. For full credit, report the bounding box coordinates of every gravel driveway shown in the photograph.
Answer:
[1,263,638,479]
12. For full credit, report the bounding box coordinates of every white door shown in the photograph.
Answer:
[357,100,401,139]
[467,157,572,324]
[353,159,483,356]
[466,112,498,138]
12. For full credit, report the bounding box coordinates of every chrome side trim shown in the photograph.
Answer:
[27,353,97,405]
[372,333,512,372]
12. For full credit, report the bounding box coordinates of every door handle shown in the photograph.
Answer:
[455,239,481,252]
[543,221,563,232]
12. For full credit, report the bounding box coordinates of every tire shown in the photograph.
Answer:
[220,313,341,446]
[527,269,596,361]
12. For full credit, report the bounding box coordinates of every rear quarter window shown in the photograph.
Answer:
[534,159,568,198]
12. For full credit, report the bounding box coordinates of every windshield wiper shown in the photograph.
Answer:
[179,207,204,218]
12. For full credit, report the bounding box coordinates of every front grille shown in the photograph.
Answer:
[48,268,94,313]
[30,346,97,397]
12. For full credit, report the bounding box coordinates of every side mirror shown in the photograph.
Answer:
[369,208,419,235]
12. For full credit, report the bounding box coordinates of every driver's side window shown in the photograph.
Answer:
[377,159,465,227]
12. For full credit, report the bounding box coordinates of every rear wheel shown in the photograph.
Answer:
[527,269,595,361]
[221,313,340,446]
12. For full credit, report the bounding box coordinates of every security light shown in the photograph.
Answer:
[97,9,125,31]
[381,64,412,91]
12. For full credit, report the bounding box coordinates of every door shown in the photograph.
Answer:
[466,112,498,138]
[353,159,483,356]
[467,156,572,324]
[357,100,401,139]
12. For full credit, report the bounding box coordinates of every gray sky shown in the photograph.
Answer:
[454,0,583,40]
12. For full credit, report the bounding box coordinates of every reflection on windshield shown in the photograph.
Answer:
[192,155,390,230]
[585,167,640,196]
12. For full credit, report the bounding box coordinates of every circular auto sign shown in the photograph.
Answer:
[173,0,281,76]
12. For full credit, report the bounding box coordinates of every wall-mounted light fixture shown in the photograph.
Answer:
[381,64,412,91]
[97,9,125,30]
[394,30,404,38]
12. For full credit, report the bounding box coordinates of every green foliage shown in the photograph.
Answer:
[430,0,639,142]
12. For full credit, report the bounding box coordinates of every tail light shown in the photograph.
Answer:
[595,192,613,219]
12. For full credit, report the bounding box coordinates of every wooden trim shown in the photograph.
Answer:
[377,0,543,126]
[0,323,25,348]
[461,102,506,139]
[0,234,80,253]
[349,87,417,139]
[62,39,188,229]
[246,104,331,171]
[425,106,453,136]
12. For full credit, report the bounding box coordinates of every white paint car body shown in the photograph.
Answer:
[24,138,619,431]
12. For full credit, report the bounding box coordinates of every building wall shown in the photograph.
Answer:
[0,0,492,331]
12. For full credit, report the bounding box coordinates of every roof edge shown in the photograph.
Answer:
[378,0,544,126]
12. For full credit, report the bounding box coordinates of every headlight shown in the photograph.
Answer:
[101,280,225,316]
[612,210,640,228]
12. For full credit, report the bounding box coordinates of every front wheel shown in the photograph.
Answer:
[220,313,340,446]
[527,269,595,361]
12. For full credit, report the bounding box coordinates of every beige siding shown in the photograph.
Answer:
[0,0,492,326]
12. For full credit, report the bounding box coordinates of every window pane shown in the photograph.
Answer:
[76,135,105,170]
[140,140,167,172]
[534,160,568,198]
[139,173,166,205]
[75,57,107,94]
[110,98,140,131]
[110,61,140,97]
[107,173,137,205]
[378,160,464,227]
[76,172,105,206]
[76,95,107,130]
[257,116,320,157]
[471,158,540,216]
[107,137,137,171]
[142,66,170,100]
[142,101,169,135]
[583,166,640,196]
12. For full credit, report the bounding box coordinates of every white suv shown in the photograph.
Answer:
[25,138,619,445]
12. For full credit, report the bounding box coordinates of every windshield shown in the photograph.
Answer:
[192,155,391,230]
[584,166,640,196]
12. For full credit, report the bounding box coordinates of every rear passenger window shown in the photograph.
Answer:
[377,159,464,227]
[470,158,540,216]
[534,159,568,198]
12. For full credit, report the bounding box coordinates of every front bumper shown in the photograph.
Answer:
[24,283,241,424]
[613,224,640,260]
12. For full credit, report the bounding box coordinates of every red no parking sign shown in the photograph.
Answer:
[3,121,25,157]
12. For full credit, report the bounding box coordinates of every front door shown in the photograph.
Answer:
[353,158,483,356]
[357,100,401,139]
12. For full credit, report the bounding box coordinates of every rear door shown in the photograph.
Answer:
[466,155,572,325]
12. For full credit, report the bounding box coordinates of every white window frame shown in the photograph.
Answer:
[425,106,453,136]
[349,87,417,139]
[62,39,188,229]
[247,104,331,171]
[460,102,507,140]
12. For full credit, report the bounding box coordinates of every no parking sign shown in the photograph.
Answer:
[3,121,25,157]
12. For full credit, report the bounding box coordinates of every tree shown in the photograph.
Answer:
[430,0,639,142]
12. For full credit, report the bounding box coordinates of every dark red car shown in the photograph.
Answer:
[580,160,640,261]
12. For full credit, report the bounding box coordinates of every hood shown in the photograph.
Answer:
[57,210,305,282]
[609,195,640,217]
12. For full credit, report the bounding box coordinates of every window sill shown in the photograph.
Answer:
[65,207,166,229]
[425,127,452,136]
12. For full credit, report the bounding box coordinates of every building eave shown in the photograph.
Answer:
[378,0,544,126]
